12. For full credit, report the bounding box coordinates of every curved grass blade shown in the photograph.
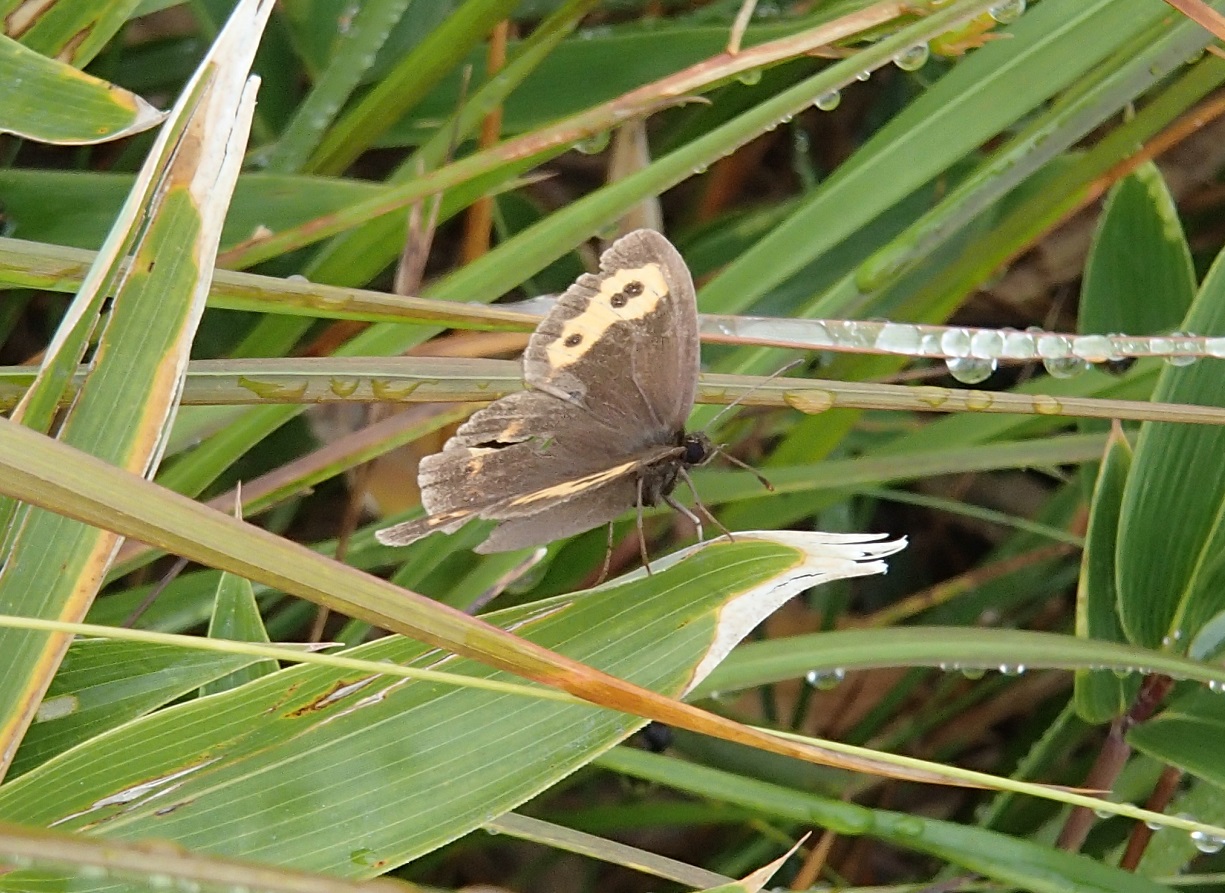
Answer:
[0,535,900,879]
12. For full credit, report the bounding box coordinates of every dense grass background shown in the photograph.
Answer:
[5,0,1225,890]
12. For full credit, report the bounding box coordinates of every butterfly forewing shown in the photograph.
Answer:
[522,229,699,439]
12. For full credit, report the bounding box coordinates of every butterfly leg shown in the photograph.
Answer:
[679,468,735,543]
[636,476,652,575]
[595,522,615,586]
[662,492,703,543]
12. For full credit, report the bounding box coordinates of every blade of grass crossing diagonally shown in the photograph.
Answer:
[0,416,1021,791]
[8,0,143,66]
[261,0,416,174]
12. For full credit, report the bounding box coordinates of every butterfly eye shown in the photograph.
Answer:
[682,435,709,465]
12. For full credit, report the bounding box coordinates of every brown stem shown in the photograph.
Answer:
[1120,764,1184,870]
[1056,674,1174,852]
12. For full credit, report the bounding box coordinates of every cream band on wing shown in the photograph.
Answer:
[543,263,669,370]
[505,459,642,507]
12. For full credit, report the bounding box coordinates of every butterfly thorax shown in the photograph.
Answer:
[639,430,713,506]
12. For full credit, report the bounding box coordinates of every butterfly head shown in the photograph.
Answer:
[681,431,715,467]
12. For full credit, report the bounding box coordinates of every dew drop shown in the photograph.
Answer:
[1191,830,1225,854]
[1071,334,1115,363]
[970,329,1005,358]
[988,0,1026,23]
[814,89,841,111]
[1000,329,1037,360]
[893,43,930,72]
[575,131,610,154]
[946,356,997,384]
[961,667,986,680]
[805,668,846,689]
[1166,331,1199,367]
[1043,356,1090,379]
[998,663,1026,676]
[856,70,872,82]
[940,328,973,357]
[875,323,922,354]
[738,69,763,86]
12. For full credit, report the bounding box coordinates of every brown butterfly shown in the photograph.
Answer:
[376,229,722,555]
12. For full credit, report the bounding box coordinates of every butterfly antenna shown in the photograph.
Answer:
[714,447,774,492]
[703,358,805,431]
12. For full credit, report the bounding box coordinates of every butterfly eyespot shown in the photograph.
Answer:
[564,334,583,347]
[610,292,628,308]
[623,280,644,296]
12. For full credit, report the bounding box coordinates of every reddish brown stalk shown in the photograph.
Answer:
[461,20,510,264]
[1120,764,1184,869]
[1056,674,1175,851]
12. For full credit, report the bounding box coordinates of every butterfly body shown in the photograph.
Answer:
[376,230,707,553]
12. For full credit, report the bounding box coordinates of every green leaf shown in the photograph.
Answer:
[201,572,277,697]
[0,538,844,878]
[1116,243,1225,650]
[1074,426,1140,723]
[9,640,262,779]
[0,33,163,144]
[1129,689,1225,792]
[603,747,1182,893]
[1080,163,1195,337]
